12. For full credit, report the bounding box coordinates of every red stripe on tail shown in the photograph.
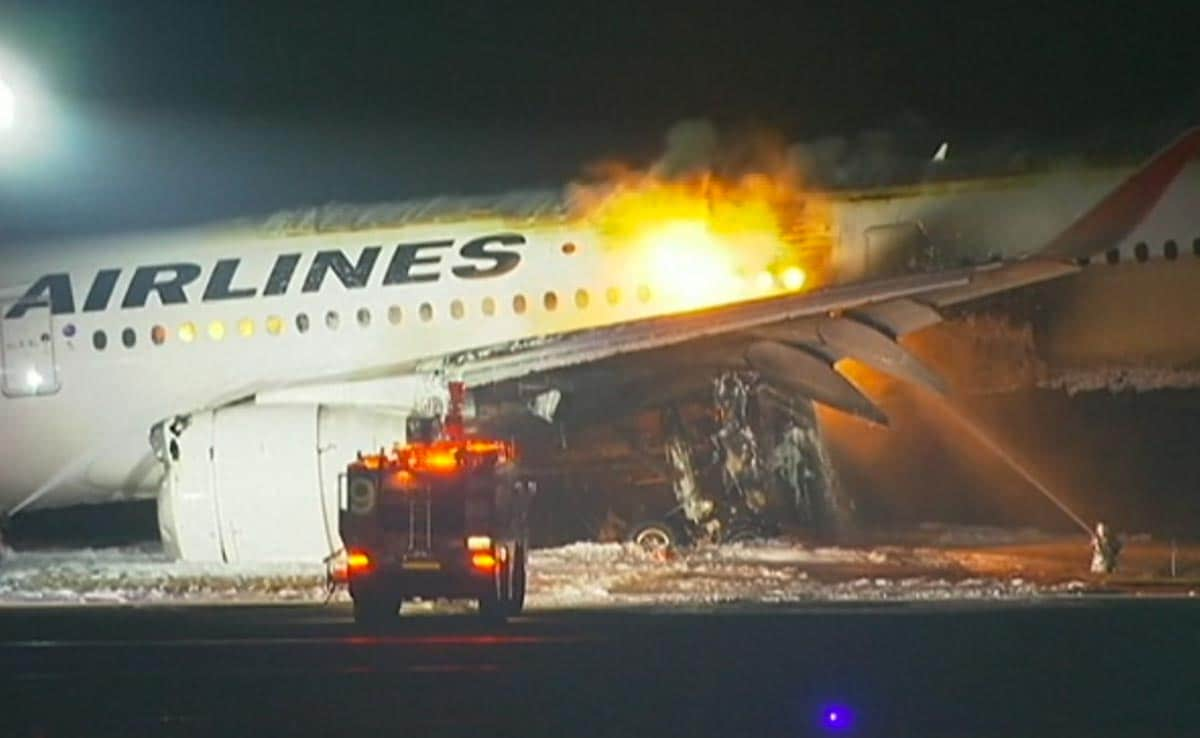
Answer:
[1039,127,1200,259]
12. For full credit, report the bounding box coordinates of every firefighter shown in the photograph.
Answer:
[1090,522,1122,574]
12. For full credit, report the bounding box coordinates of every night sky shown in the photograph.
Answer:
[1,0,1198,245]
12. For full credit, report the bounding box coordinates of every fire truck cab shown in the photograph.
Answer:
[339,415,531,625]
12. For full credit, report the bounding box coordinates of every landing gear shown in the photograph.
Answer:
[637,383,775,550]
[631,520,678,554]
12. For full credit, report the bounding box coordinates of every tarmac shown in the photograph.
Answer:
[1,597,1198,738]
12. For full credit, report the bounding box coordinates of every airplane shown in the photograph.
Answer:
[1,127,1198,563]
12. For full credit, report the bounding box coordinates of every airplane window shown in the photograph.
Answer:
[238,318,255,338]
[266,316,284,336]
[513,294,527,315]
[450,300,465,320]
[92,330,107,350]
[419,302,433,322]
[1164,240,1179,260]
[295,313,310,334]
[121,328,136,348]
[543,291,558,311]
[575,289,589,309]
[151,325,167,345]
[208,321,226,341]
[482,297,496,316]
[1105,249,1120,265]
[387,305,402,325]
[637,284,652,303]
[325,311,340,330]
[356,308,371,327]
[1134,242,1149,262]
[179,322,197,343]
[561,242,577,255]
[606,287,621,305]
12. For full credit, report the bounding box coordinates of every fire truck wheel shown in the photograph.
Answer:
[353,595,397,626]
[479,552,516,621]
[504,546,527,617]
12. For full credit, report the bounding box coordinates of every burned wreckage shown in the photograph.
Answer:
[628,372,844,551]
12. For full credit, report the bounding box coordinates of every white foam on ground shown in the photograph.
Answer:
[1043,367,1200,394]
[526,542,1078,608]
[0,538,1084,607]
[0,545,330,604]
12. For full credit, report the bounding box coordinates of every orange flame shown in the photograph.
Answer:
[569,171,833,311]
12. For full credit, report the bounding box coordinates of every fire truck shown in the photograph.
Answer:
[337,385,532,624]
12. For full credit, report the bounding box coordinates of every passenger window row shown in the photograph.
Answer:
[1094,238,1200,265]
[77,285,656,350]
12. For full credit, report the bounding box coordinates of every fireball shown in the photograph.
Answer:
[573,172,830,312]
[640,220,739,308]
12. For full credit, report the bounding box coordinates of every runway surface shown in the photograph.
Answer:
[1,599,1198,737]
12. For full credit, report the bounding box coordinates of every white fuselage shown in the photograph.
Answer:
[2,161,1200,516]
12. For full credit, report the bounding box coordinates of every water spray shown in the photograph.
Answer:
[934,400,1094,537]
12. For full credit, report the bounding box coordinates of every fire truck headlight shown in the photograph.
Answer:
[348,478,377,514]
[466,536,492,551]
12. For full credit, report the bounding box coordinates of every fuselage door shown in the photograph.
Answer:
[0,305,60,397]
[863,221,935,277]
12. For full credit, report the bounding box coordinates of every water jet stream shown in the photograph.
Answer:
[934,399,1094,536]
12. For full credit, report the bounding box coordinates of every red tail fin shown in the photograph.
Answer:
[1039,127,1200,259]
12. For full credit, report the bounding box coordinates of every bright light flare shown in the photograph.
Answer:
[781,265,807,291]
[417,448,459,472]
[575,172,830,313]
[819,703,856,732]
[24,367,43,390]
[0,76,14,132]
[471,552,497,570]
[0,49,59,166]
[642,220,740,308]
[346,550,372,575]
[466,536,493,551]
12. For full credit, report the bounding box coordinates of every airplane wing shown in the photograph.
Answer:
[453,260,1075,425]
[453,127,1200,425]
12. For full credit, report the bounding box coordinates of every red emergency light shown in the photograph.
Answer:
[470,552,497,571]
[353,437,515,480]
[347,549,373,575]
[396,438,514,475]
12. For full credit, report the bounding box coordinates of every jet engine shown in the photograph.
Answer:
[154,404,408,563]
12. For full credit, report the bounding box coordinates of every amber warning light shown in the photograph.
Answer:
[347,550,372,576]
[357,438,515,476]
[471,552,497,571]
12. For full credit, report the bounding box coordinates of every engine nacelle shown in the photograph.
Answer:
[155,404,408,563]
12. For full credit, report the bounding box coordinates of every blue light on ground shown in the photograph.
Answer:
[820,703,855,732]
